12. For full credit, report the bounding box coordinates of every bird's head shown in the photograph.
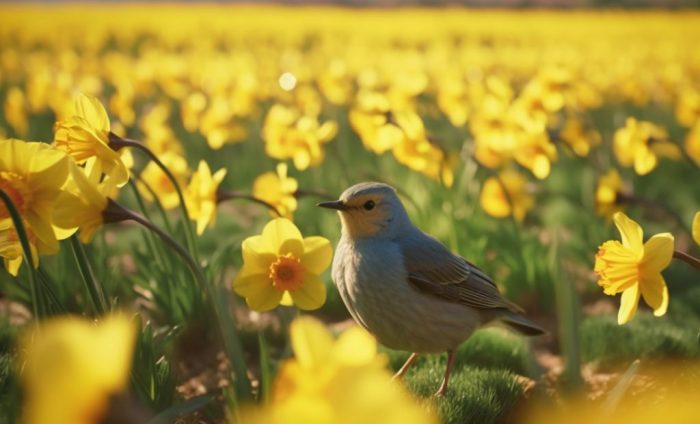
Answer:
[317,182,411,239]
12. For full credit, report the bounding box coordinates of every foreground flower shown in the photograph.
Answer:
[239,316,437,424]
[479,169,534,222]
[233,218,331,311]
[184,160,227,235]
[252,163,298,219]
[594,212,674,324]
[53,93,129,186]
[20,315,136,424]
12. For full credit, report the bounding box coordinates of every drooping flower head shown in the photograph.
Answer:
[594,212,674,324]
[233,218,332,311]
[184,160,227,235]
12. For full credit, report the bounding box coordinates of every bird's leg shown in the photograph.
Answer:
[393,352,419,380]
[434,350,456,397]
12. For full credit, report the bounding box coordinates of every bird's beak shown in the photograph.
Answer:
[317,200,348,211]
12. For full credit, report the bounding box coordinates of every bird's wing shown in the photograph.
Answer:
[399,231,523,313]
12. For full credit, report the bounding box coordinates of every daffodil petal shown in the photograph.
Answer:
[302,236,332,275]
[261,218,304,257]
[640,274,669,317]
[289,274,326,311]
[641,232,674,272]
[232,273,282,312]
[241,235,276,273]
[280,291,294,306]
[617,284,640,325]
[692,211,700,245]
[332,327,379,367]
[290,316,333,369]
[75,94,110,133]
[613,212,643,256]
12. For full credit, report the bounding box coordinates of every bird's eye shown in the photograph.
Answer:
[363,200,375,211]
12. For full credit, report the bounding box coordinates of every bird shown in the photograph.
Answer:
[317,182,544,396]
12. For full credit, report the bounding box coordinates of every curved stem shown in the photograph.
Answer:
[0,189,42,319]
[110,134,199,261]
[217,190,281,217]
[111,201,252,400]
[674,250,700,271]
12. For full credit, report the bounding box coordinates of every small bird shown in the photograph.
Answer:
[318,182,544,396]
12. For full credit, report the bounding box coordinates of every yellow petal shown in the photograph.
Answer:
[332,326,379,367]
[261,218,303,257]
[613,212,643,256]
[290,316,333,369]
[480,177,510,218]
[302,236,333,275]
[241,235,276,272]
[641,233,674,273]
[618,284,640,325]
[693,211,700,245]
[640,274,669,317]
[633,146,657,175]
[280,291,294,306]
[232,273,282,312]
[289,274,326,311]
[75,93,110,133]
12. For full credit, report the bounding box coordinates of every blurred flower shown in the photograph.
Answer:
[693,211,699,246]
[233,218,331,311]
[594,212,674,325]
[239,316,437,424]
[4,86,28,136]
[675,88,700,127]
[349,90,403,155]
[54,94,129,186]
[0,139,72,274]
[137,151,189,210]
[595,169,624,217]
[685,121,700,166]
[20,315,136,424]
[560,116,601,157]
[184,160,227,235]
[0,218,38,276]
[479,169,534,222]
[613,118,681,175]
[252,163,298,219]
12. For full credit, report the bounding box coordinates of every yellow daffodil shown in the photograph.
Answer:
[184,160,227,235]
[594,212,674,325]
[20,315,136,424]
[239,316,437,424]
[613,117,681,175]
[4,86,28,137]
[560,116,601,157]
[54,94,129,186]
[692,212,699,245]
[595,169,624,217]
[0,139,72,274]
[0,218,38,276]
[137,152,189,210]
[233,218,331,311]
[685,121,700,166]
[479,169,534,222]
[252,163,298,219]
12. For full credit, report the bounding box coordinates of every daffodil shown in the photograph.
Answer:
[233,218,331,311]
[0,139,72,274]
[613,117,681,175]
[692,211,699,246]
[479,169,534,222]
[184,160,227,235]
[685,121,700,166]
[594,212,674,325]
[0,218,38,276]
[252,163,298,219]
[137,151,189,210]
[560,116,601,157]
[239,316,437,424]
[595,169,624,217]
[53,94,129,186]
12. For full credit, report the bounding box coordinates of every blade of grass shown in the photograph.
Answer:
[69,235,107,315]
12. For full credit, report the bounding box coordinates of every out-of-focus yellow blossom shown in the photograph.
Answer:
[4,86,28,137]
[233,218,331,311]
[54,94,129,186]
[595,169,624,217]
[685,121,700,166]
[181,91,208,133]
[560,116,601,157]
[137,152,189,210]
[200,94,249,150]
[675,88,700,127]
[239,316,437,424]
[140,100,184,156]
[480,169,534,222]
[349,90,403,155]
[0,139,72,274]
[613,117,681,175]
[252,163,298,219]
[594,212,674,325]
[692,212,699,245]
[184,160,226,235]
[20,315,136,424]
[53,164,115,244]
[513,128,557,180]
[263,104,337,171]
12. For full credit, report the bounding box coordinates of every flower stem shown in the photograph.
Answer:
[673,250,700,271]
[109,134,199,261]
[217,190,281,216]
[0,188,43,319]
[69,235,107,315]
[110,200,252,400]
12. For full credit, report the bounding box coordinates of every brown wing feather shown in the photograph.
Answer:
[399,231,523,313]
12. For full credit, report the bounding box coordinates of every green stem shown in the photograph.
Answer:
[113,202,252,401]
[0,189,43,319]
[217,190,282,217]
[110,135,199,261]
[674,250,700,271]
[69,236,107,315]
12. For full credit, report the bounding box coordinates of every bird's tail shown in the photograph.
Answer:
[499,313,546,336]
